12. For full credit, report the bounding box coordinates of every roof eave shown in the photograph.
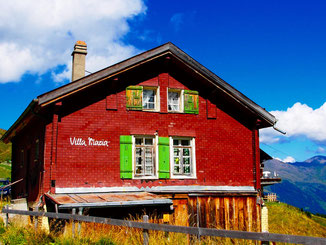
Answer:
[36,42,275,127]
[167,44,276,127]
[1,99,39,143]
[37,43,175,106]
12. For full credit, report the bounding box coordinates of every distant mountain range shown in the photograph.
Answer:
[264,155,326,215]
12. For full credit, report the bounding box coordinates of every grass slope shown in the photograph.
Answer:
[267,202,326,238]
[0,129,11,163]
[0,162,11,180]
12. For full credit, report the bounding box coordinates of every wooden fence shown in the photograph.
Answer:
[2,208,326,245]
[266,193,277,202]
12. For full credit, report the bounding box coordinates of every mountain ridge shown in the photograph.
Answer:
[264,155,326,214]
[304,155,326,164]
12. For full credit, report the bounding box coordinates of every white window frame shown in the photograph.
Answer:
[142,86,160,112]
[167,88,184,113]
[132,135,159,179]
[169,137,196,179]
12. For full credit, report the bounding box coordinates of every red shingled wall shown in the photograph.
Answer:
[41,72,258,192]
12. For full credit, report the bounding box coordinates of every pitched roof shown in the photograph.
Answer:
[2,42,276,142]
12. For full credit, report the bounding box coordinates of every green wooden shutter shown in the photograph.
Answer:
[184,90,199,114]
[158,137,170,179]
[120,135,133,179]
[126,86,143,110]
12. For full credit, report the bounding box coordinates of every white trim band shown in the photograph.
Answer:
[56,185,256,194]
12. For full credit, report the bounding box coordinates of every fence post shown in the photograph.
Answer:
[143,215,149,245]
[34,207,38,230]
[72,208,76,238]
[77,208,83,236]
[261,206,269,245]
[196,197,201,241]
[5,205,9,227]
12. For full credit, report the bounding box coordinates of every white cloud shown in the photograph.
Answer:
[52,68,71,84]
[316,147,326,154]
[0,43,37,81]
[275,156,296,163]
[0,0,146,83]
[260,102,326,144]
[88,43,139,73]
[170,13,185,32]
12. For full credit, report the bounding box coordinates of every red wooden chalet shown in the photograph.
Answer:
[2,42,277,231]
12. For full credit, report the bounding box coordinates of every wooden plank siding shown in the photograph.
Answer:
[175,195,260,232]
[172,198,189,226]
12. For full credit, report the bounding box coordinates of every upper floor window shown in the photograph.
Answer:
[184,90,199,114]
[168,89,182,112]
[167,89,199,114]
[126,85,198,114]
[126,86,159,111]
[143,88,157,110]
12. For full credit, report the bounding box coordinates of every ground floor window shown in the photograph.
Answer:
[134,136,156,177]
[120,135,195,179]
[170,137,196,178]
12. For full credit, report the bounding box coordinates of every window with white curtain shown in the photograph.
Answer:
[134,136,156,177]
[143,87,157,110]
[168,89,182,112]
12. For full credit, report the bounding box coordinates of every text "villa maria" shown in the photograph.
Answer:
[69,137,109,147]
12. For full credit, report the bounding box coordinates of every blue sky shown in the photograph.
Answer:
[1,0,326,162]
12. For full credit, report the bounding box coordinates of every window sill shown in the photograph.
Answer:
[133,176,158,180]
[142,109,160,113]
[170,175,197,180]
[167,111,183,113]
[127,109,160,113]
[168,111,199,115]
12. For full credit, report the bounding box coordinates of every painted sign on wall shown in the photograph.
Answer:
[69,137,109,147]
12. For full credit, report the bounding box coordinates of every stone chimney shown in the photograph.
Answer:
[71,41,87,81]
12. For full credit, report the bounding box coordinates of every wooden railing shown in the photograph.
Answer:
[2,208,326,245]
[266,193,278,202]
[0,179,23,200]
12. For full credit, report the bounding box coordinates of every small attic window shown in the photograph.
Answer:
[143,87,157,110]
[126,86,159,112]
[168,89,182,112]
[167,89,199,114]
